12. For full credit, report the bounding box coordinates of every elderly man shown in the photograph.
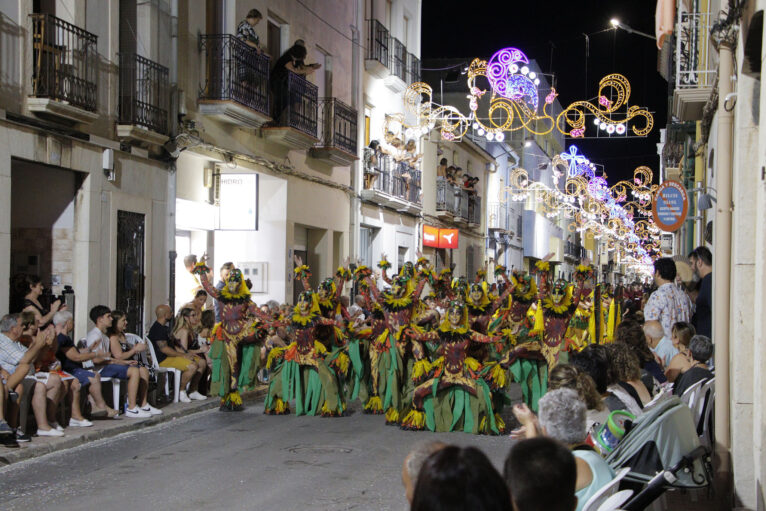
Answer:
[0,314,65,437]
[643,319,678,369]
[401,441,447,503]
[644,257,691,339]
[688,247,712,338]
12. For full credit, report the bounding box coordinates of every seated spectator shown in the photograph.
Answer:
[183,290,208,317]
[86,306,151,419]
[616,320,665,388]
[107,311,161,416]
[643,319,679,369]
[148,305,204,403]
[504,437,578,511]
[0,367,16,446]
[569,345,628,412]
[53,310,117,421]
[548,364,609,432]
[513,388,615,511]
[401,441,446,503]
[673,335,714,396]
[665,321,696,383]
[410,445,512,511]
[605,343,651,416]
[0,314,64,437]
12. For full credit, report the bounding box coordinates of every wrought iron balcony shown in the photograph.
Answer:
[564,241,587,260]
[488,202,508,231]
[311,98,358,165]
[468,195,481,226]
[29,13,98,122]
[436,178,470,222]
[389,37,406,82]
[198,34,271,127]
[672,9,714,120]
[117,53,169,142]
[366,19,390,67]
[262,71,318,149]
[406,52,420,83]
[361,152,421,213]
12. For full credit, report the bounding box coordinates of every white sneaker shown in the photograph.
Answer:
[179,391,192,403]
[50,422,65,432]
[69,418,93,427]
[124,407,152,419]
[37,428,64,437]
[188,391,207,401]
[141,404,163,415]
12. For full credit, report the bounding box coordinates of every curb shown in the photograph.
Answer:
[0,387,266,466]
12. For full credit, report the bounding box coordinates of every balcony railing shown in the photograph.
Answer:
[488,203,508,230]
[30,13,98,112]
[118,53,169,135]
[366,19,389,67]
[406,52,420,83]
[436,178,471,221]
[316,98,358,155]
[675,10,715,89]
[273,71,317,137]
[390,37,406,81]
[565,241,587,260]
[198,34,270,116]
[363,152,421,205]
[468,195,481,225]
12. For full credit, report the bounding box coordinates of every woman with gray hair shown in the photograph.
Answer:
[513,388,615,511]
[673,335,714,397]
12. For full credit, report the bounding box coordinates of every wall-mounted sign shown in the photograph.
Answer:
[219,173,259,230]
[424,225,459,249]
[652,180,688,232]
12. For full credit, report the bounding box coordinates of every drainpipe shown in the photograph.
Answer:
[167,0,180,308]
[713,40,733,462]
[349,0,363,263]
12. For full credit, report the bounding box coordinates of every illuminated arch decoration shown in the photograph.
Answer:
[396,46,654,143]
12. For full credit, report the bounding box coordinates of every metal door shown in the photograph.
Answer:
[116,210,145,335]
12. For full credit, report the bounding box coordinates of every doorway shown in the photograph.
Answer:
[116,210,145,335]
[9,160,80,313]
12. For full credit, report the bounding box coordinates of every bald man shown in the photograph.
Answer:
[402,442,447,503]
[147,304,200,397]
[643,320,678,369]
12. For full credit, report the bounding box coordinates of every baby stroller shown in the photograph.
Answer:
[605,397,713,510]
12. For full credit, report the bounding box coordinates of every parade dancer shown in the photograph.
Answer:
[264,287,348,416]
[194,263,268,411]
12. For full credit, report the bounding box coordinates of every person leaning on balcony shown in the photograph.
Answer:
[237,9,263,53]
[437,158,448,179]
[364,140,382,189]
[269,43,321,125]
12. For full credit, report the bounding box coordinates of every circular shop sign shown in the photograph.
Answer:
[652,180,689,232]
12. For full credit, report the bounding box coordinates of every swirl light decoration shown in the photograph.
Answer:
[397,46,654,143]
[556,74,654,138]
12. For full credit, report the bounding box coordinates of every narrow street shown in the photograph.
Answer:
[0,402,511,511]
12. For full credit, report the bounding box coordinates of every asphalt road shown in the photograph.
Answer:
[0,401,514,511]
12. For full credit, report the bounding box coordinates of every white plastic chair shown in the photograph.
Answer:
[643,386,672,412]
[144,335,182,403]
[581,467,632,511]
[696,378,715,447]
[79,338,121,412]
[595,490,634,511]
[679,378,705,408]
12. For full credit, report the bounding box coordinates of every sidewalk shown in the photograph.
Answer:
[0,386,266,466]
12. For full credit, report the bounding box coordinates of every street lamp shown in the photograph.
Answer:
[610,18,656,41]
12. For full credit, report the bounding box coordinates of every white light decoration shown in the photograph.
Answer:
[606,124,616,134]
[534,79,540,85]
[521,66,529,75]
[478,128,485,136]
[510,64,519,73]
[599,122,607,130]
[616,123,626,134]
[593,118,601,126]
[486,132,495,141]
[473,122,479,129]
[529,72,537,79]
[495,132,505,142]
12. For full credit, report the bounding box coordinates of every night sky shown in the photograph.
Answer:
[421,0,668,184]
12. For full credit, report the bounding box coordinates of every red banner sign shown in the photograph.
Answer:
[423,226,459,249]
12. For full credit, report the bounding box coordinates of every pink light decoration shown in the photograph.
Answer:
[570,128,585,138]
[598,95,612,108]
[545,89,557,105]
